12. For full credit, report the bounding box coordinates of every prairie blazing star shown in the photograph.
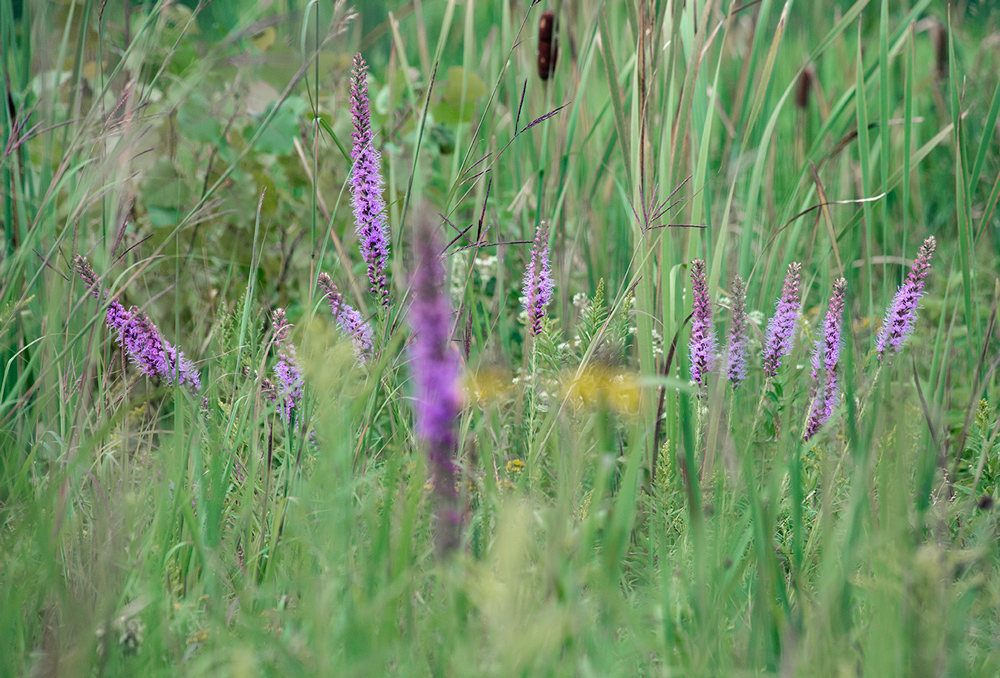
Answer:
[409,212,463,554]
[688,259,716,389]
[805,278,846,441]
[317,273,374,362]
[522,221,554,337]
[271,309,304,426]
[762,262,802,378]
[726,274,748,387]
[876,236,936,362]
[350,53,391,309]
[75,256,200,393]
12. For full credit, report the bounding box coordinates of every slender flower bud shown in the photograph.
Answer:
[75,255,200,393]
[409,212,462,554]
[726,274,748,387]
[522,220,554,337]
[271,309,303,426]
[350,53,391,309]
[876,236,936,362]
[762,262,802,377]
[317,273,374,362]
[688,259,716,388]
[805,278,847,441]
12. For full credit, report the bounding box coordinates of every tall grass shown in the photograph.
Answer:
[2,0,999,675]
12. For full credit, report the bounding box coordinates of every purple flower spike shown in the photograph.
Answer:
[805,278,847,441]
[351,53,391,309]
[876,236,936,362]
[522,220,554,337]
[726,274,748,388]
[75,256,200,394]
[318,273,374,362]
[762,262,802,377]
[162,341,201,392]
[409,212,462,554]
[271,309,304,426]
[128,309,171,379]
[688,259,716,388]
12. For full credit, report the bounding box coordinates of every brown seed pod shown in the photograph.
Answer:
[796,63,816,110]
[537,10,558,81]
[929,18,948,78]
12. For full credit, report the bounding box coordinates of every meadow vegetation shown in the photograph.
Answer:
[2,0,1000,675]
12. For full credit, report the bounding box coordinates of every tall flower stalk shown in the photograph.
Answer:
[876,235,936,362]
[762,262,802,378]
[317,273,374,362]
[688,259,716,389]
[409,213,462,554]
[726,274,748,388]
[350,53,391,309]
[522,220,554,338]
[75,256,200,393]
[271,309,304,426]
[805,278,846,441]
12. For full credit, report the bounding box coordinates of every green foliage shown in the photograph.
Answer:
[1,0,1000,676]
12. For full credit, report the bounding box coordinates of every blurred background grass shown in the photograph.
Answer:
[2,0,1000,675]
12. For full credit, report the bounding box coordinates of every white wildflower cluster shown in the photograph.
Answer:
[651,328,664,358]
[572,292,590,311]
[537,389,552,411]
[558,337,583,355]
[474,253,498,280]
[747,309,766,352]
[449,249,469,299]
[512,371,552,411]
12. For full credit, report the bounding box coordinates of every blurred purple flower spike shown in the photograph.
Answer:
[409,211,463,555]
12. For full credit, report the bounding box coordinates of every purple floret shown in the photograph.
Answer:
[162,341,202,392]
[522,221,554,338]
[688,259,716,388]
[350,53,391,309]
[875,236,936,362]
[318,272,374,362]
[726,274,748,387]
[271,309,304,426]
[762,262,802,377]
[805,278,846,441]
